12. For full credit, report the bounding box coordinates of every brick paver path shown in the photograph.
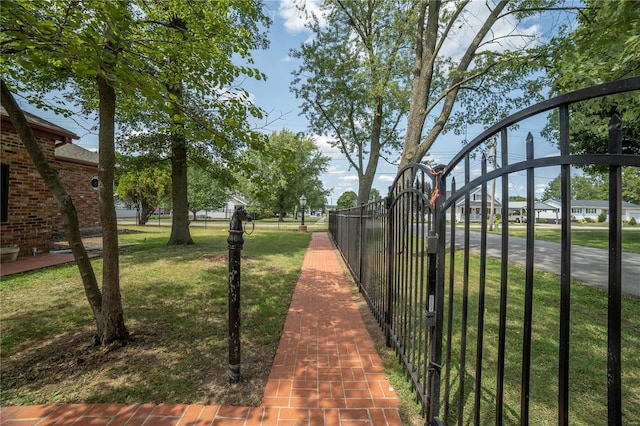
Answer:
[1,232,401,425]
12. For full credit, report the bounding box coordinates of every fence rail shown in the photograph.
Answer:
[329,77,640,425]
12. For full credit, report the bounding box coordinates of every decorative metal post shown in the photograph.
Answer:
[298,195,307,232]
[227,206,251,383]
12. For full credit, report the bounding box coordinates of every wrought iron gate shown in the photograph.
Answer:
[329,77,640,425]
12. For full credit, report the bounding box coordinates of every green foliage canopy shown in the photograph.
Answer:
[542,173,610,201]
[116,155,171,225]
[240,129,330,220]
[336,191,358,210]
[291,0,413,204]
[544,0,640,166]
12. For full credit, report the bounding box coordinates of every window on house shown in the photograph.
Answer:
[585,208,597,214]
[571,208,582,214]
[1,163,8,223]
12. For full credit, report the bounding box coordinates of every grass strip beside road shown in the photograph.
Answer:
[486,224,640,253]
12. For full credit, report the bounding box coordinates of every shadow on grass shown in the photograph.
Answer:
[1,230,312,406]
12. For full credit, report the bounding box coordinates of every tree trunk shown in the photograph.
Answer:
[399,0,508,170]
[96,75,129,345]
[357,158,378,205]
[167,137,194,245]
[139,201,154,225]
[166,83,194,246]
[357,100,383,205]
[1,79,104,337]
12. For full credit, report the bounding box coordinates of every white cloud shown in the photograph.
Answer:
[378,175,395,183]
[535,183,548,195]
[440,2,543,61]
[313,134,343,159]
[278,0,325,35]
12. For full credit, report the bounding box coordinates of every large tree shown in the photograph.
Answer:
[541,0,640,221]
[116,0,270,246]
[336,190,358,209]
[240,129,330,220]
[187,166,228,221]
[291,0,414,204]
[398,0,575,169]
[1,0,134,344]
[1,0,270,344]
[543,0,640,170]
[542,174,608,201]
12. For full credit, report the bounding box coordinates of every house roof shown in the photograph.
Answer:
[55,143,99,166]
[1,105,79,145]
[228,193,249,205]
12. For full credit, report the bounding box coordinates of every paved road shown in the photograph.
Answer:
[451,230,640,298]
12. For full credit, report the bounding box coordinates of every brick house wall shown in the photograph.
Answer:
[53,158,100,232]
[1,110,98,258]
[1,123,58,257]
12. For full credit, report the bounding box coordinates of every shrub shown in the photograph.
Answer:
[630,217,637,226]
[584,217,595,223]
[598,212,607,223]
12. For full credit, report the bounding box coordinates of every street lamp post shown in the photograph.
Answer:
[299,195,307,232]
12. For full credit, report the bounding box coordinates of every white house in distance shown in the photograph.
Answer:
[449,188,640,223]
[194,193,248,219]
[544,199,640,222]
[115,193,249,221]
[450,188,502,222]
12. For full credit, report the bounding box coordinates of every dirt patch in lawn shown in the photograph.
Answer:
[2,230,279,408]
[1,321,274,407]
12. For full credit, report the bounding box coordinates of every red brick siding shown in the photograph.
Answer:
[1,125,99,258]
[1,126,56,256]
[52,160,100,231]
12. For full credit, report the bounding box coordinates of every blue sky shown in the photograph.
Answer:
[16,0,572,204]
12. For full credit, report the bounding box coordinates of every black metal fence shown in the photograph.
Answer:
[329,78,640,425]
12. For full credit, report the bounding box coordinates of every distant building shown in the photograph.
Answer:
[194,193,248,219]
[1,107,99,257]
[451,188,502,222]
[544,199,640,222]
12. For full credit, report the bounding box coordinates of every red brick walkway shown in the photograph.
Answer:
[1,233,401,425]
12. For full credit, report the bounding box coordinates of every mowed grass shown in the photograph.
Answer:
[1,227,311,406]
[439,250,640,425]
[353,229,640,425]
[490,224,640,253]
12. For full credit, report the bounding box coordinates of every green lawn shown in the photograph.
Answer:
[485,224,640,253]
[2,224,637,425]
[439,251,640,425]
[1,227,311,406]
